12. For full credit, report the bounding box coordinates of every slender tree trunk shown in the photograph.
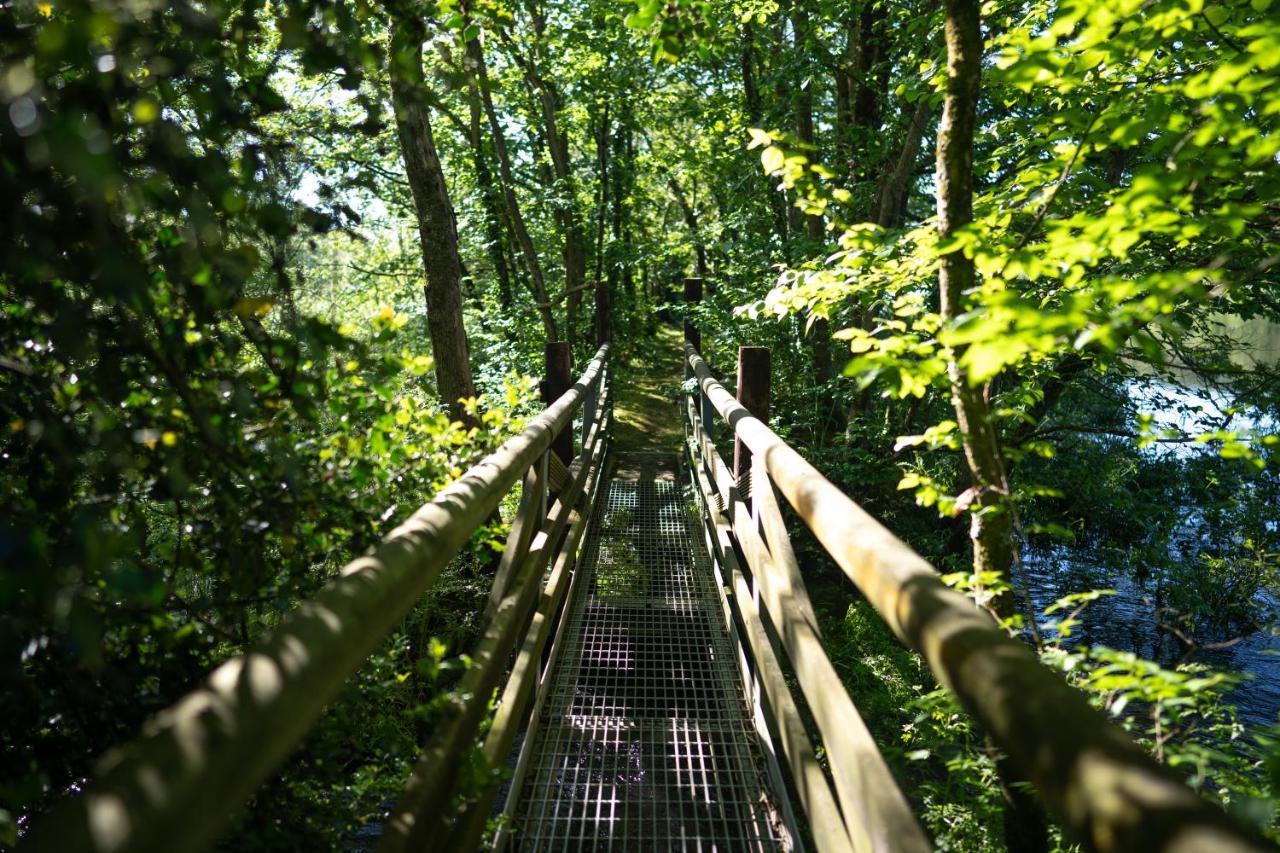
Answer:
[467,33,558,340]
[773,19,805,241]
[388,15,478,427]
[465,73,513,309]
[520,1,588,346]
[592,105,610,286]
[741,23,790,250]
[668,175,708,278]
[835,15,857,176]
[937,4,1047,845]
[610,113,629,298]
[878,100,933,227]
[855,2,886,132]
[792,5,823,246]
[791,5,842,435]
[937,0,1012,590]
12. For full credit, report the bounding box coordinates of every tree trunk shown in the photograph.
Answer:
[520,1,588,346]
[791,6,824,246]
[937,0,1012,589]
[467,33,558,341]
[854,3,886,132]
[741,23,791,250]
[388,15,478,428]
[465,70,513,310]
[668,175,708,278]
[609,110,633,311]
[592,105,610,286]
[878,100,933,228]
[937,4,1047,843]
[834,15,858,176]
[792,5,842,435]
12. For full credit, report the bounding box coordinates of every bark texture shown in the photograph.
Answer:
[937,0,1013,590]
[389,15,478,427]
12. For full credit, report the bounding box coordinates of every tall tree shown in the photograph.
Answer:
[388,13,478,426]
[938,11,1049,849]
[465,25,559,341]
[505,1,590,344]
[936,0,1014,597]
[463,57,514,310]
[791,3,842,430]
[740,22,791,250]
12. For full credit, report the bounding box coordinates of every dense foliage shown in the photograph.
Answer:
[2,0,1278,848]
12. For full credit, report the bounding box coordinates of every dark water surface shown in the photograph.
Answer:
[1045,365,1280,728]
[1023,550,1280,728]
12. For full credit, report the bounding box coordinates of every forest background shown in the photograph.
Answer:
[2,0,1280,848]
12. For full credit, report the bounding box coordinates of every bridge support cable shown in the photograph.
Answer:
[22,345,611,853]
[684,340,1269,853]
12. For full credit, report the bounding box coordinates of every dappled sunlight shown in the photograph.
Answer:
[5,0,1277,847]
[613,325,685,449]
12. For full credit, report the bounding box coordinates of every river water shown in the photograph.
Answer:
[1022,315,1280,727]
[1022,548,1280,727]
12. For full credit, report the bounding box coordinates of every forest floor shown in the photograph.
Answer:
[611,323,685,450]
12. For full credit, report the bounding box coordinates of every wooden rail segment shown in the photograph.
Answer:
[684,347,930,853]
[22,344,612,853]
[379,361,614,851]
[683,340,1269,853]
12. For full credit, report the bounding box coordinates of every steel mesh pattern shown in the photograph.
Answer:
[513,455,787,851]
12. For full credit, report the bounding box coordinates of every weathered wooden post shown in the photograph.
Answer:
[543,342,573,469]
[734,346,771,480]
[683,276,714,442]
[594,281,611,345]
[682,276,702,355]
[582,284,610,447]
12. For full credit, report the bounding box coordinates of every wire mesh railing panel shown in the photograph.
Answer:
[513,453,789,851]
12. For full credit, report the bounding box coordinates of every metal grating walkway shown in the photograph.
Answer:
[511,452,789,851]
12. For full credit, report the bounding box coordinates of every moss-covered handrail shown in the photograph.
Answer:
[685,341,1267,853]
[22,343,611,853]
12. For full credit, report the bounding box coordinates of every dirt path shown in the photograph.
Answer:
[611,324,685,450]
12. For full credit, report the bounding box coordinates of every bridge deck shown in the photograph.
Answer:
[511,452,790,851]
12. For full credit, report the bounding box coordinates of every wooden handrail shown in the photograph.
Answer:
[23,344,610,853]
[685,341,1266,853]
[684,432,856,853]
[441,390,613,851]
[379,367,613,851]
[683,376,928,853]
